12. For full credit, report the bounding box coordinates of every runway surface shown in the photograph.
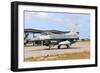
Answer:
[24,41,90,58]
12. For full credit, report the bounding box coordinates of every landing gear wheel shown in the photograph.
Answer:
[66,44,70,48]
[58,45,61,49]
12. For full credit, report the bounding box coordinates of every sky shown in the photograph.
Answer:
[24,11,91,39]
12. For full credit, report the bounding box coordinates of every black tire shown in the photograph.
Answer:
[66,44,70,48]
[58,45,61,49]
[24,41,28,46]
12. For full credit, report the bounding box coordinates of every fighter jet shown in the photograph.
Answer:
[24,29,79,49]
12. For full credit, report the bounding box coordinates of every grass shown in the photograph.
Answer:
[24,51,90,62]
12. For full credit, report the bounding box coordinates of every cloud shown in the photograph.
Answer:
[25,11,77,30]
[37,12,49,18]
[25,11,49,19]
